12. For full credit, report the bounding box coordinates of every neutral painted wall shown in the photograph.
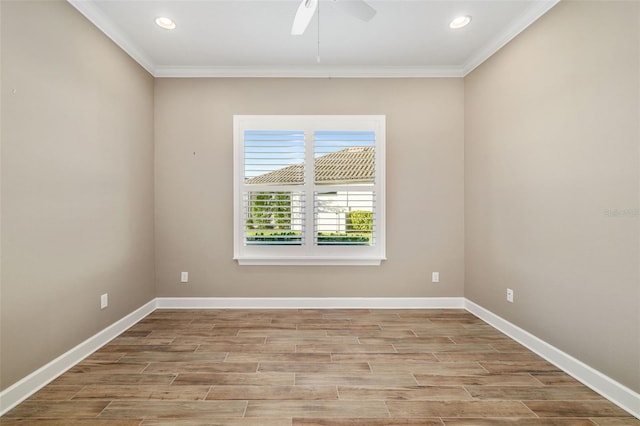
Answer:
[154,78,464,298]
[0,1,155,390]
[465,0,640,393]
[3,0,637,403]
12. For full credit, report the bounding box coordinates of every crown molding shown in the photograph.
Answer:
[67,0,558,78]
[462,0,561,75]
[67,0,156,75]
[153,66,464,78]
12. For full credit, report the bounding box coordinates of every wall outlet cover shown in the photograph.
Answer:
[506,288,514,303]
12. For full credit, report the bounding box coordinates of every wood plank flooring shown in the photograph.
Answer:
[2,309,638,425]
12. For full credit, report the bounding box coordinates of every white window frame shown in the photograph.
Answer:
[233,115,386,266]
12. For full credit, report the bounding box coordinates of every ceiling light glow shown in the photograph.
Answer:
[449,15,471,29]
[155,16,176,30]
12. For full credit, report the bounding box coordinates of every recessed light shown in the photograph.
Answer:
[450,15,471,29]
[155,16,176,30]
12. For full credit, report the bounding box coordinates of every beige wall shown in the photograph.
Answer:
[0,1,155,390]
[2,0,637,402]
[465,0,640,392]
[154,78,465,298]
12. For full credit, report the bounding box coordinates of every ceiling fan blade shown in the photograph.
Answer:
[334,0,376,22]
[291,0,319,35]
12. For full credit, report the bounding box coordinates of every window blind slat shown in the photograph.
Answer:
[234,115,385,264]
[244,191,305,246]
[244,130,305,185]
[314,191,375,246]
[313,130,375,185]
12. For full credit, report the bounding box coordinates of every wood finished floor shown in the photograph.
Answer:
[2,309,638,425]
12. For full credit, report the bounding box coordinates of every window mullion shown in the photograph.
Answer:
[234,115,386,265]
[304,128,315,253]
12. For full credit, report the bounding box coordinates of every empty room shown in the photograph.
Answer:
[1,0,639,424]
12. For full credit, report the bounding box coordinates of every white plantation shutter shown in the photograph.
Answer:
[314,131,375,185]
[314,191,376,245]
[313,130,377,247]
[242,130,306,246]
[234,116,385,265]
[243,191,305,246]
[244,130,305,184]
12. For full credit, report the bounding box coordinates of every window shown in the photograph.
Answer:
[233,115,386,265]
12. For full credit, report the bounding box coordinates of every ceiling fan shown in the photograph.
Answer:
[291,0,377,35]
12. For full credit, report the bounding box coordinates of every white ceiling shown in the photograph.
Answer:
[68,0,559,78]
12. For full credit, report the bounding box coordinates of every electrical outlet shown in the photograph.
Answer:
[100,293,108,309]
[506,288,514,303]
[432,272,440,283]
[181,272,189,283]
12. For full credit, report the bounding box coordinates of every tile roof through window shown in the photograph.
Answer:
[246,147,374,185]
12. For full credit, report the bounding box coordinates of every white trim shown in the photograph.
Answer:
[155,297,465,310]
[233,115,386,266]
[154,65,464,79]
[236,258,384,266]
[0,300,156,416]
[65,0,556,79]
[66,0,156,75]
[2,296,637,420]
[462,0,561,75]
[465,299,640,419]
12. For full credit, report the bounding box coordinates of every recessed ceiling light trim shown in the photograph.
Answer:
[155,16,176,30]
[450,15,471,29]
[65,0,560,79]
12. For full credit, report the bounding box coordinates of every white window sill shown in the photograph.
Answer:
[235,257,386,266]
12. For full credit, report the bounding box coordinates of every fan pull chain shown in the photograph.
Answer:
[317,0,321,63]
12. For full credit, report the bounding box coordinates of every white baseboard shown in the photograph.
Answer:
[155,297,466,309]
[2,296,638,420]
[0,299,156,415]
[465,299,640,419]
[0,296,463,415]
